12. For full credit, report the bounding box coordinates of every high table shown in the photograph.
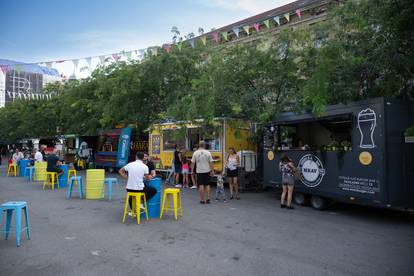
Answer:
[18,160,31,177]
[58,164,69,188]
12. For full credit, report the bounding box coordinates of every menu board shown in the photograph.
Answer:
[152,135,161,155]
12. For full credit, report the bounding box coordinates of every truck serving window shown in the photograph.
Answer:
[188,127,221,151]
[163,129,186,151]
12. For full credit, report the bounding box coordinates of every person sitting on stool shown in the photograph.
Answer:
[119,152,157,215]
[46,149,64,177]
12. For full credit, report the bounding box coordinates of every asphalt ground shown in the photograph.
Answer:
[0,166,413,276]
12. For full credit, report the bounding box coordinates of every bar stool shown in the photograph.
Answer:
[43,172,60,190]
[0,201,31,247]
[67,176,83,199]
[160,188,182,220]
[104,178,118,201]
[67,169,77,183]
[24,166,35,181]
[7,163,18,177]
[122,192,148,224]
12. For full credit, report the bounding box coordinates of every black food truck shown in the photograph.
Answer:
[263,98,414,210]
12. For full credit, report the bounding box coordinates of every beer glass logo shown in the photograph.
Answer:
[357,108,376,149]
[298,154,325,188]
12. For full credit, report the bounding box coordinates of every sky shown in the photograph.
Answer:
[0,0,294,77]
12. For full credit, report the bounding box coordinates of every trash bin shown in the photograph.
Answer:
[86,169,105,199]
[145,177,162,218]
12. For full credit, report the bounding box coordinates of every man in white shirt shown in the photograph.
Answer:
[119,152,157,214]
[191,141,214,204]
[34,149,43,162]
[12,148,24,164]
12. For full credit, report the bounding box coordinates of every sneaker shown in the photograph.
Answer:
[191,185,197,189]
[175,184,182,188]
[230,195,234,200]
[206,199,211,204]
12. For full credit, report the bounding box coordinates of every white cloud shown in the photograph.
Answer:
[196,0,295,14]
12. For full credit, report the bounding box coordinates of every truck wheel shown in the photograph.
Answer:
[294,193,309,206]
[310,196,329,210]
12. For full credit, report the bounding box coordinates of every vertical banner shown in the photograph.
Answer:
[116,127,132,167]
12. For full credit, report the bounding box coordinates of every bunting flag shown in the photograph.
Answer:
[243,25,250,35]
[85,57,92,68]
[150,48,158,56]
[15,64,22,73]
[212,32,219,43]
[57,60,65,63]
[0,65,7,75]
[125,51,132,60]
[163,44,172,53]
[189,38,195,48]
[138,49,146,58]
[263,19,270,29]
[295,9,301,18]
[99,55,106,64]
[7,92,11,99]
[221,31,228,41]
[273,16,280,25]
[253,23,260,32]
[200,36,207,46]
[232,27,240,37]
[46,62,53,68]
[284,13,290,22]
[112,53,121,62]
[72,59,79,70]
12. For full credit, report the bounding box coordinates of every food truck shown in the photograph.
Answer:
[95,127,148,169]
[262,98,414,210]
[149,119,256,172]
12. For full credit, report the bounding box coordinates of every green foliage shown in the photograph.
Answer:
[0,0,412,143]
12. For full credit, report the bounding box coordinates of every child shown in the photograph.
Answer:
[215,174,226,202]
[182,157,190,188]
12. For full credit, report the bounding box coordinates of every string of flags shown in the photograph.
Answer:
[0,7,303,79]
[5,91,53,101]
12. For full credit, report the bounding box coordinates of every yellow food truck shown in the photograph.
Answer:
[149,119,256,172]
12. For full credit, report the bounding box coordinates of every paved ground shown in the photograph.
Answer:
[0,167,413,276]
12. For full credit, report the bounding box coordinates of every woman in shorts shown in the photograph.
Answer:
[279,154,296,209]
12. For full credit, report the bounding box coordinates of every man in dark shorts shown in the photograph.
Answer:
[47,149,63,176]
[191,141,214,204]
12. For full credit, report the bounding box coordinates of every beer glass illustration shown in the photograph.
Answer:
[357,108,376,148]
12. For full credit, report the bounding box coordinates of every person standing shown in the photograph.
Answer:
[12,148,24,164]
[34,148,43,162]
[119,152,157,215]
[191,141,214,204]
[279,154,296,209]
[181,157,190,188]
[173,145,182,187]
[224,147,240,200]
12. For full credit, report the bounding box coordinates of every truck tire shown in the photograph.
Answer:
[310,196,329,210]
[294,193,309,206]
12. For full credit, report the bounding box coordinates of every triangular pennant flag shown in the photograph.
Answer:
[295,9,301,18]
[112,53,120,62]
[18,93,22,99]
[188,39,195,48]
[200,36,207,46]
[150,48,158,56]
[212,32,219,43]
[177,43,182,51]
[284,13,290,22]
[243,25,250,35]
[72,59,79,70]
[125,51,132,60]
[221,31,228,41]
[85,57,92,68]
[12,92,16,99]
[0,65,7,75]
[273,16,280,25]
[99,55,106,64]
[232,27,240,37]
[253,23,260,32]
[138,49,146,58]
[7,92,11,99]
[57,60,65,63]
[15,64,22,73]
[163,44,172,53]
[46,62,53,68]
[263,19,270,29]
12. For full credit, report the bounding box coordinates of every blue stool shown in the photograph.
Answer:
[24,166,35,181]
[67,176,83,199]
[0,201,31,247]
[104,178,119,201]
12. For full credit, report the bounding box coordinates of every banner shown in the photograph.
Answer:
[5,69,43,104]
[116,127,132,167]
[232,27,240,37]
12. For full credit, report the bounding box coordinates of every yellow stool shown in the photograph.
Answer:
[67,169,77,182]
[122,192,148,224]
[7,164,18,177]
[77,160,85,170]
[43,172,60,190]
[160,188,182,220]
